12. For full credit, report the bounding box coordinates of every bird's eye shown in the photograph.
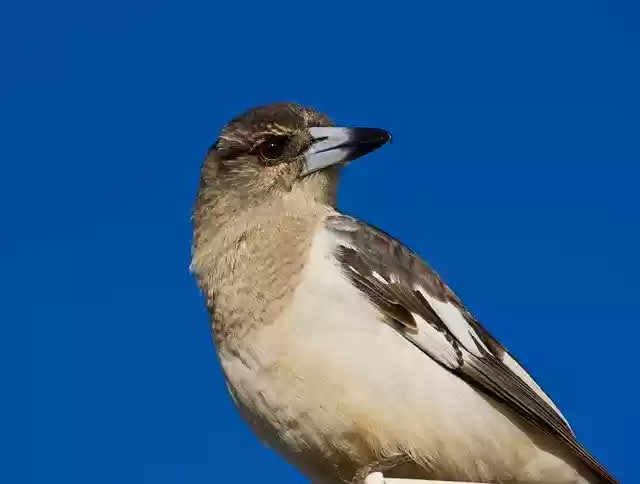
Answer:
[258,136,289,161]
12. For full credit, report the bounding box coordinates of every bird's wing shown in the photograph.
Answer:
[325,214,617,484]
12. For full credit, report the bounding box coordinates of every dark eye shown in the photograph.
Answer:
[258,136,289,160]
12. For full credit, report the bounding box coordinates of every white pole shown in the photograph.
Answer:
[365,472,486,484]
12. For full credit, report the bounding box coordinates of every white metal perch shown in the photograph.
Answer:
[364,472,484,484]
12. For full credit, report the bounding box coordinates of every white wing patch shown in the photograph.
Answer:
[406,312,461,369]
[417,287,489,357]
[415,287,570,429]
[371,271,388,284]
[501,351,572,430]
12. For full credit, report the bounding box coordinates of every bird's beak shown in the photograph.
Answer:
[300,127,392,177]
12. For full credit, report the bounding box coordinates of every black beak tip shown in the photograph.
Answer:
[345,128,392,162]
[376,129,392,145]
[353,127,392,149]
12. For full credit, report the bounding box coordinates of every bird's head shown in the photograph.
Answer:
[195,102,390,228]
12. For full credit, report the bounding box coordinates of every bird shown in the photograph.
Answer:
[190,102,617,484]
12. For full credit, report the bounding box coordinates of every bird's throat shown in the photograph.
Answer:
[191,196,332,350]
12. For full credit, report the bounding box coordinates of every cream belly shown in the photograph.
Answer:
[217,228,590,483]
[220,317,588,482]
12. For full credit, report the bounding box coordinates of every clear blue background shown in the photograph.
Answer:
[1,1,638,483]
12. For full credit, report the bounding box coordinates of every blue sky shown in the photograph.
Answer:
[1,1,638,483]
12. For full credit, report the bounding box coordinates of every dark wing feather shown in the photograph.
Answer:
[325,214,617,484]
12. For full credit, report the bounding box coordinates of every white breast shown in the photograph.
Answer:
[218,225,587,483]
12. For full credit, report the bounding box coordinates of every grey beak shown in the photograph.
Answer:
[300,127,391,177]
